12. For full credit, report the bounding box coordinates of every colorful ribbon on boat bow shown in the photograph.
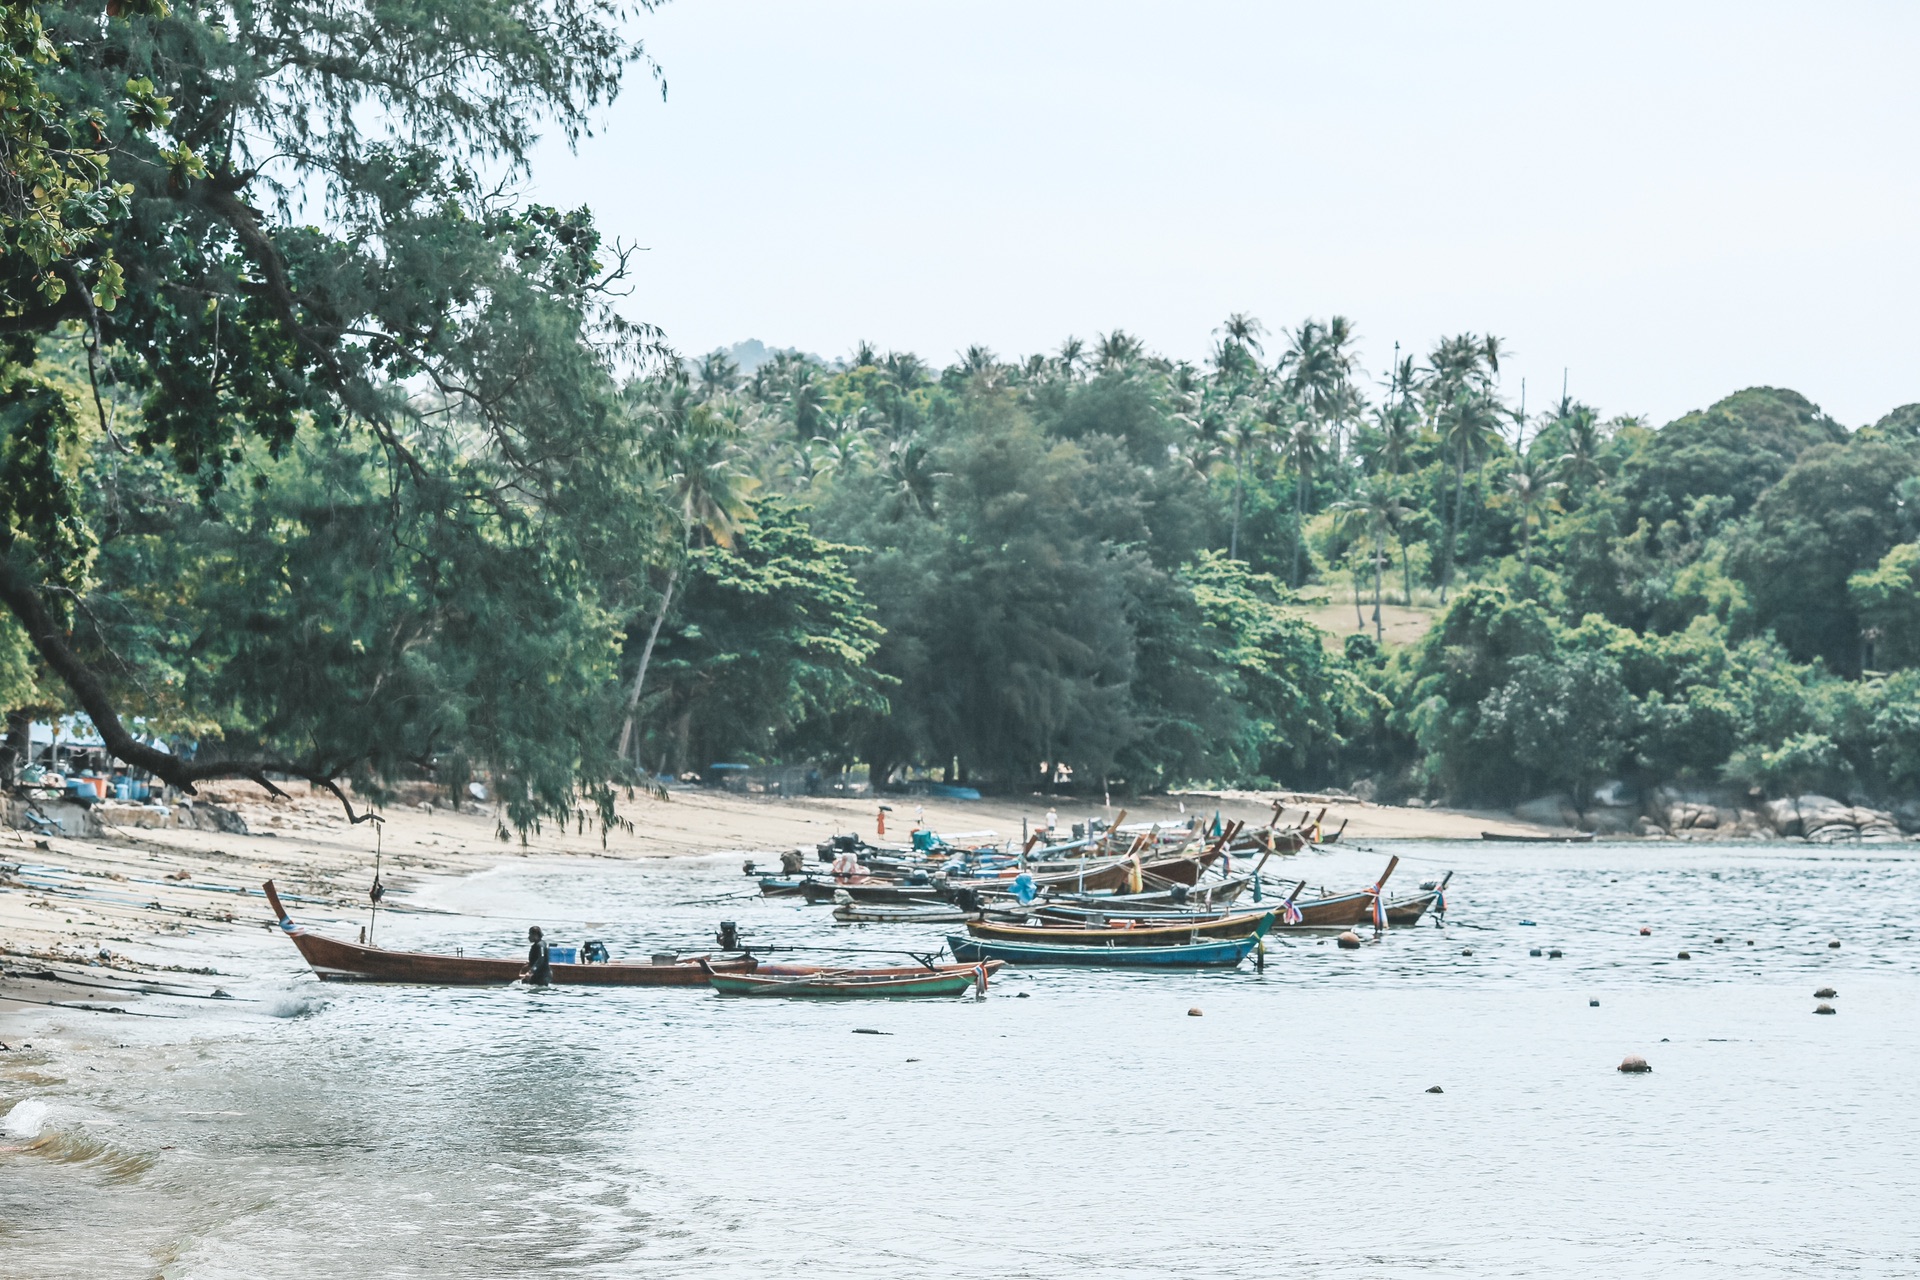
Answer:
[1367,883,1389,932]
[1280,896,1303,926]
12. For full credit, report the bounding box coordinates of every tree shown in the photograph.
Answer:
[1851,542,1920,671]
[614,388,758,766]
[1434,388,1509,598]
[1501,455,1564,575]
[1333,481,1412,642]
[1280,409,1325,585]
[1724,440,1920,674]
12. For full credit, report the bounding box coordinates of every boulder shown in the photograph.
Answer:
[1795,795,1853,841]
[1515,794,1579,828]
[1763,797,1804,837]
[1895,801,1920,835]
[1584,806,1637,836]
[1632,815,1666,838]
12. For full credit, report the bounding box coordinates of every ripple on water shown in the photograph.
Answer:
[3,841,1918,1278]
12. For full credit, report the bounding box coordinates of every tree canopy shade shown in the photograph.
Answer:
[0,0,660,827]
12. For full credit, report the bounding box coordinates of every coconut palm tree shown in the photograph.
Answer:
[1280,316,1361,461]
[694,350,740,401]
[1435,387,1509,600]
[1555,404,1611,497]
[614,398,760,765]
[1503,455,1564,575]
[1333,480,1413,641]
[1281,409,1326,585]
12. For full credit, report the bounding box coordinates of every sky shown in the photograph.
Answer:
[526,1,1920,428]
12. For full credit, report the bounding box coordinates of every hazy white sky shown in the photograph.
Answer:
[527,1,1920,427]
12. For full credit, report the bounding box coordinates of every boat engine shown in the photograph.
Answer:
[582,939,610,964]
[716,920,742,951]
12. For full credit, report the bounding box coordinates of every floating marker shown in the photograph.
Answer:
[1618,1055,1652,1074]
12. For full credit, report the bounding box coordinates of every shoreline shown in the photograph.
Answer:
[0,781,1742,1047]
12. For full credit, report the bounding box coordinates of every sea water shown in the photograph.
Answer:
[2,841,1918,1278]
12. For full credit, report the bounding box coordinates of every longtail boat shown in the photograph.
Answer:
[1481,830,1594,843]
[707,964,991,998]
[798,879,944,905]
[964,909,1274,947]
[263,880,754,987]
[1384,870,1452,926]
[1266,856,1402,928]
[949,915,1270,968]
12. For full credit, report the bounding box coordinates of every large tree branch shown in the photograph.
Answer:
[0,552,379,822]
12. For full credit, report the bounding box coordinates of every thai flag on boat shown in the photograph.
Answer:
[1281,897,1303,925]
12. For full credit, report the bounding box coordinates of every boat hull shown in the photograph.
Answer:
[283,927,746,986]
[708,966,989,998]
[965,909,1273,947]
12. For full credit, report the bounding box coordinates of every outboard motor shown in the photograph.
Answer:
[1169,884,1189,905]
[953,885,983,913]
[716,920,742,951]
[582,939,610,964]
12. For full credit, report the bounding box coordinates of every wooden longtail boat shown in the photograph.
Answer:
[1381,870,1452,926]
[964,909,1275,947]
[1481,831,1594,843]
[1035,871,1255,911]
[707,964,991,998]
[262,880,754,987]
[798,879,944,905]
[1259,856,1404,929]
[948,923,1267,968]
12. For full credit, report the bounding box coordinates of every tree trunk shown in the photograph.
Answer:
[1401,535,1413,607]
[1373,537,1385,643]
[1230,443,1243,560]
[1444,450,1465,602]
[0,709,32,788]
[1292,467,1307,585]
[614,563,679,765]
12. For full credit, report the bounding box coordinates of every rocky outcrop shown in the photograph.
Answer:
[1761,795,1903,843]
[1514,794,1580,828]
[174,802,250,836]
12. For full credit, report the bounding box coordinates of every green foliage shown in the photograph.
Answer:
[643,504,885,771]
[1850,542,1920,670]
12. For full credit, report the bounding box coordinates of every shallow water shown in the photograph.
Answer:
[4,840,1919,1278]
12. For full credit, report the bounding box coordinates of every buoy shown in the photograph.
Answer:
[1815,1003,1836,1015]
[1677,950,1691,959]
[1460,947,1473,956]
[1589,998,1600,1007]
[852,1028,889,1036]
[1713,936,1725,944]
[1336,931,1362,950]
[1618,1055,1652,1073]
[1746,939,1755,945]
[1639,926,1651,936]
[1187,1007,1204,1017]
[1425,1085,1444,1094]
[1814,987,1837,999]
[1549,949,1563,958]
[1529,948,1542,957]
[1829,940,1841,949]
[1015,991,1030,999]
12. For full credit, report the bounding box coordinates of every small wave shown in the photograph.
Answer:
[266,992,330,1019]
[4,1097,51,1138]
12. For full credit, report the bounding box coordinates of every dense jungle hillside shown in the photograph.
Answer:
[614,336,1920,809]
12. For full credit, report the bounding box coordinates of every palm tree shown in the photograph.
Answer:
[1435,388,1508,600]
[1056,336,1087,380]
[1096,329,1145,370]
[884,437,946,517]
[1280,316,1360,461]
[1281,410,1326,585]
[694,350,739,401]
[614,398,760,766]
[1555,405,1610,497]
[1371,353,1422,603]
[1332,480,1413,641]
[1503,455,1564,576]
[1222,405,1273,561]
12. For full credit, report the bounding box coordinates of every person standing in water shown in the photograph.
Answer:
[522,925,552,986]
